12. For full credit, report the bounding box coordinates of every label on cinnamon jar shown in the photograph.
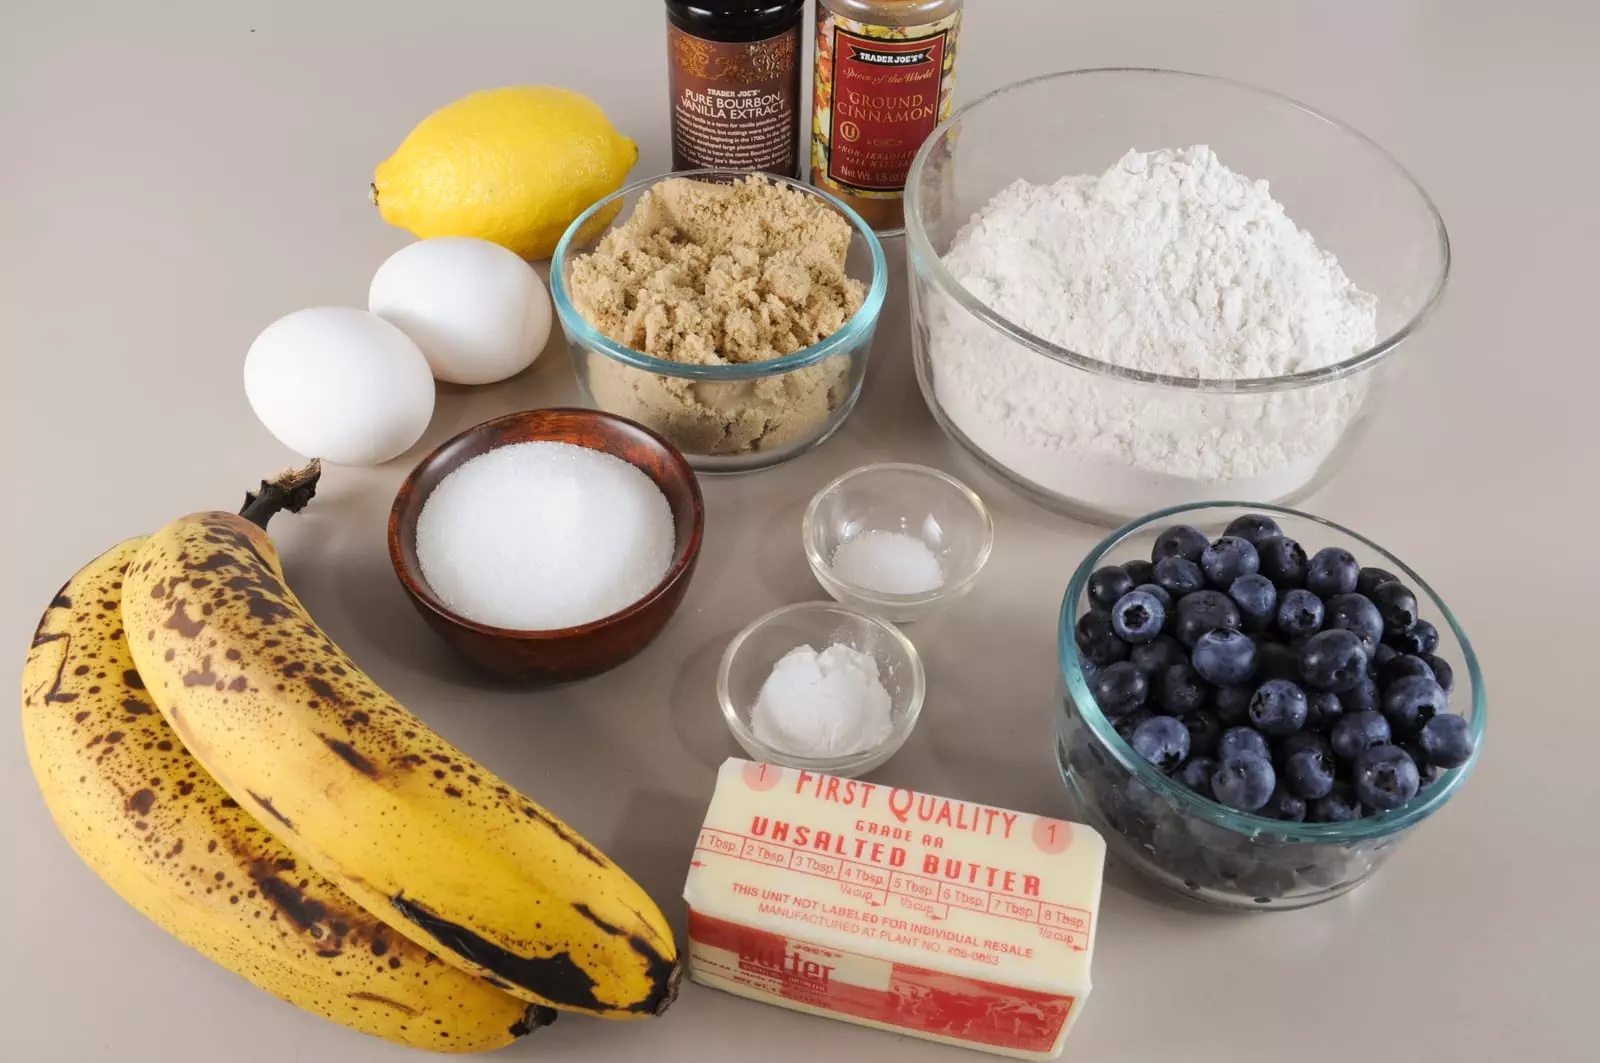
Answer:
[668,22,801,176]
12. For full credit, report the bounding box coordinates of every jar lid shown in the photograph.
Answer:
[665,0,806,42]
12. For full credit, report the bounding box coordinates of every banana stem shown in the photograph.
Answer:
[239,459,323,529]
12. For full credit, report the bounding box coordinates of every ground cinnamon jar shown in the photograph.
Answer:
[665,1,806,177]
[811,0,963,234]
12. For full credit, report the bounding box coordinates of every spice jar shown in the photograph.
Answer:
[665,1,806,177]
[811,0,963,234]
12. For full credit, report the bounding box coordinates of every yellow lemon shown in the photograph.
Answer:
[373,86,637,260]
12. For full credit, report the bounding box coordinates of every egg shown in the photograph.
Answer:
[368,237,553,385]
[244,307,435,466]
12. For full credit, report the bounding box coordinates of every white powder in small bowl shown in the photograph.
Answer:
[830,530,945,595]
[750,643,893,759]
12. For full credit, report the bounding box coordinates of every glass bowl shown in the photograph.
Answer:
[802,463,993,623]
[550,168,889,473]
[1056,502,1485,910]
[905,69,1451,524]
[718,601,925,778]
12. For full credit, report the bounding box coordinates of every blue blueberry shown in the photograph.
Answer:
[1275,588,1325,640]
[1331,710,1391,763]
[1174,590,1241,648]
[1157,663,1208,716]
[1253,640,1301,683]
[1089,566,1136,610]
[1356,566,1400,597]
[1211,753,1277,812]
[1152,524,1209,564]
[1382,674,1445,736]
[1249,679,1309,736]
[1308,783,1363,823]
[1306,689,1345,730]
[1153,555,1205,598]
[1180,710,1222,758]
[1217,726,1271,762]
[1201,536,1261,589]
[1130,715,1191,772]
[1284,748,1337,800]
[1275,731,1334,772]
[1192,629,1257,685]
[1133,582,1172,611]
[1353,745,1421,812]
[1113,708,1154,744]
[1387,618,1439,657]
[1089,661,1148,717]
[1224,513,1284,546]
[1371,581,1420,637]
[1298,629,1368,692]
[1075,609,1129,666]
[1420,653,1455,695]
[1110,589,1166,644]
[1228,574,1277,633]
[1130,634,1186,677]
[1212,682,1254,725]
[1371,643,1398,674]
[1260,784,1307,822]
[1177,756,1218,797]
[1121,559,1154,587]
[1337,675,1379,715]
[1325,593,1384,653]
[1380,653,1434,687]
[1419,713,1474,769]
[1306,547,1359,597]
[1256,536,1309,588]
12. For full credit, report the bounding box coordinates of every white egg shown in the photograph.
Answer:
[368,237,553,386]
[244,307,435,466]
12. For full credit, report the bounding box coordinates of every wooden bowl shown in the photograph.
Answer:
[388,408,705,683]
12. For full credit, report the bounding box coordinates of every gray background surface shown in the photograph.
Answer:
[1,1,1590,1060]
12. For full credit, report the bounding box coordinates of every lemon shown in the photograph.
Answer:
[373,86,637,260]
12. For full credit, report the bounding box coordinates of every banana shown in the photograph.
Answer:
[123,510,681,1019]
[23,539,548,1053]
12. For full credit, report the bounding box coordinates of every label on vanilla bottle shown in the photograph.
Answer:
[669,22,802,176]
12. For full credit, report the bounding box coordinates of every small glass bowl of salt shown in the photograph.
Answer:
[803,463,994,623]
[718,601,925,778]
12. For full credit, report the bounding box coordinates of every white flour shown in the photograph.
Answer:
[929,145,1378,513]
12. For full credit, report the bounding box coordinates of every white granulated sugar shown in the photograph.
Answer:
[751,643,893,759]
[830,530,945,595]
[931,145,1379,508]
[414,441,675,631]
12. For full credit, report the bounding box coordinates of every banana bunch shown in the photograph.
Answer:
[21,465,680,1051]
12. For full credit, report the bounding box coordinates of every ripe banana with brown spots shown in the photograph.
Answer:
[122,509,681,1020]
[22,538,548,1053]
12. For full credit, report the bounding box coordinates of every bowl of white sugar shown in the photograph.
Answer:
[904,68,1450,525]
[388,408,704,682]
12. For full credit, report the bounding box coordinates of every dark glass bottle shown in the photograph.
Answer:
[665,1,806,176]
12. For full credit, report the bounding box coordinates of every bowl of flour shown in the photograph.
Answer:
[904,69,1449,524]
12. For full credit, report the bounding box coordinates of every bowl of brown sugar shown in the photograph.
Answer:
[551,169,888,472]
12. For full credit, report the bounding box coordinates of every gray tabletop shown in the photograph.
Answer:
[1,1,1590,1060]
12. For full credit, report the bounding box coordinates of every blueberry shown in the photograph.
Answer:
[1387,618,1439,657]
[1224,513,1284,546]
[1192,630,1257,685]
[1353,745,1420,812]
[1130,634,1186,677]
[1260,784,1307,822]
[1400,740,1435,781]
[1179,710,1222,758]
[1113,708,1155,744]
[1153,555,1205,598]
[1253,641,1301,683]
[1121,559,1155,587]
[1308,783,1363,823]
[1380,653,1434,687]
[1152,524,1209,564]
[1157,663,1208,716]
[1256,536,1309,588]
[1331,710,1391,763]
[1324,593,1384,654]
[1176,756,1218,797]
[1371,581,1420,637]
[1201,536,1261,589]
[1371,643,1398,674]
[1275,588,1325,640]
[1110,589,1166,644]
[1132,582,1172,611]
[1337,675,1379,715]
[1228,574,1277,633]
[1284,748,1337,800]
[1217,726,1271,762]
[1275,730,1333,767]
[1075,609,1129,666]
[1382,674,1445,736]
[1212,683,1254,725]
[1211,754,1277,812]
[1249,679,1309,736]
[1174,590,1241,648]
[1089,661,1148,717]
[1305,689,1345,730]
[1356,566,1400,598]
[1089,566,1136,611]
[1298,629,1368,692]
[1306,547,1359,597]
[1130,715,1191,773]
[1420,653,1455,695]
[1419,714,1474,769]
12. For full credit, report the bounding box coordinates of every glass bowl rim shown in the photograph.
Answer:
[717,600,927,774]
[549,168,890,382]
[802,462,995,607]
[904,66,1452,392]
[1058,500,1486,843]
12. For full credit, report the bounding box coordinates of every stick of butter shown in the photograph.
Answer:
[683,759,1106,1060]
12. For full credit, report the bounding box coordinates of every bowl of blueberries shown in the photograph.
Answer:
[1057,503,1484,910]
